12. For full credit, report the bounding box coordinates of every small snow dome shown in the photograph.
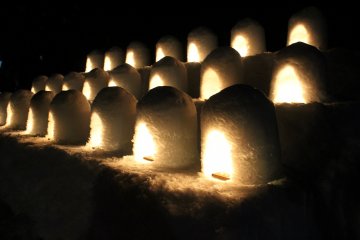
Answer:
[133,86,198,170]
[26,91,55,136]
[156,36,184,62]
[85,50,104,72]
[187,27,218,62]
[31,75,48,93]
[270,42,327,104]
[6,90,33,130]
[45,74,64,94]
[82,68,110,101]
[108,64,142,99]
[62,72,85,91]
[104,47,125,71]
[200,47,242,99]
[287,7,327,50]
[88,87,137,152]
[149,56,187,92]
[0,92,11,126]
[231,18,266,57]
[125,42,150,68]
[48,90,90,145]
[201,84,282,185]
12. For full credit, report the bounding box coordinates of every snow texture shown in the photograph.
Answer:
[156,35,184,62]
[231,18,266,57]
[185,62,201,98]
[137,66,151,97]
[86,50,104,72]
[0,92,11,125]
[125,41,150,68]
[200,47,243,99]
[89,87,137,152]
[108,64,142,99]
[5,90,34,130]
[63,71,85,91]
[104,47,125,71]
[27,91,55,136]
[201,84,282,185]
[134,86,199,170]
[31,75,48,93]
[83,68,110,101]
[187,27,218,62]
[49,90,90,145]
[45,73,64,94]
[149,56,188,92]
[287,6,327,50]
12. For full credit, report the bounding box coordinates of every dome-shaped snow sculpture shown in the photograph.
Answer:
[231,18,266,57]
[26,91,55,136]
[62,72,85,91]
[108,64,142,99]
[85,50,104,72]
[270,42,327,104]
[287,7,327,50]
[156,36,184,62]
[6,90,33,130]
[82,68,110,101]
[187,27,218,62]
[104,47,125,71]
[133,86,198,170]
[31,75,48,93]
[88,87,137,152]
[125,42,150,68]
[149,56,187,92]
[48,90,90,145]
[45,74,64,94]
[201,84,282,184]
[200,47,243,99]
[0,92,11,126]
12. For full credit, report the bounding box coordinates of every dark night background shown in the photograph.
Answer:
[0,5,357,92]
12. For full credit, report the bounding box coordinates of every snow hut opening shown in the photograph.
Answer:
[104,47,125,71]
[156,36,184,62]
[45,74,64,94]
[133,86,199,170]
[85,50,104,72]
[47,90,90,145]
[31,75,48,94]
[187,27,218,62]
[231,18,266,57]
[201,84,282,184]
[108,64,142,99]
[62,72,85,91]
[200,47,242,99]
[88,87,137,152]
[0,92,11,126]
[125,42,150,68]
[5,90,33,130]
[82,68,110,101]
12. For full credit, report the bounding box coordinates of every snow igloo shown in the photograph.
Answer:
[88,87,137,152]
[125,42,150,68]
[231,18,266,57]
[270,42,327,104]
[156,36,184,62]
[47,90,90,145]
[133,86,198,170]
[82,68,110,101]
[187,27,218,62]
[6,90,33,130]
[62,72,85,91]
[108,64,142,99]
[0,92,11,126]
[200,47,242,99]
[104,47,125,71]
[26,91,55,136]
[45,74,64,94]
[149,56,187,92]
[287,7,327,50]
[31,75,48,94]
[201,84,282,184]
[85,50,104,72]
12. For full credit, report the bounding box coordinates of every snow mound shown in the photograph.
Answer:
[6,90,34,130]
[108,64,142,99]
[125,42,150,68]
[187,27,218,62]
[104,47,125,71]
[85,50,104,72]
[156,35,184,62]
[31,75,48,94]
[83,68,110,101]
[0,92,11,126]
[63,72,85,91]
[45,74,64,94]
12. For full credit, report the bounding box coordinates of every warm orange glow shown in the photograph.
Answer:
[82,81,91,100]
[46,112,55,140]
[103,55,112,71]
[85,58,93,72]
[133,122,156,163]
[108,79,118,87]
[45,85,51,91]
[272,65,307,103]
[202,130,233,180]
[231,35,249,57]
[88,112,103,148]
[31,86,36,93]
[26,108,34,134]
[288,24,310,46]
[149,74,164,90]
[5,104,13,127]
[156,47,165,62]
[201,68,222,99]
[187,42,200,62]
[62,84,69,91]
[126,51,136,67]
